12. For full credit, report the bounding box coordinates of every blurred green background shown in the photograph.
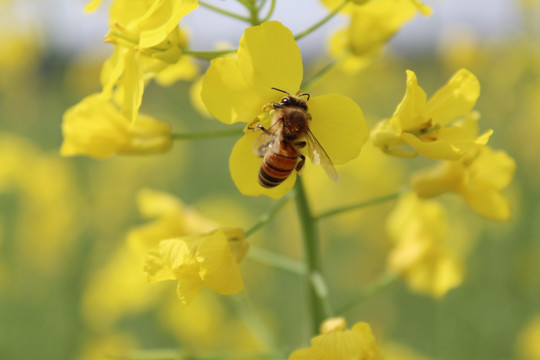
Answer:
[1,1,539,359]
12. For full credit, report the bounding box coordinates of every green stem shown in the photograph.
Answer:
[294,177,333,336]
[335,271,399,315]
[171,128,243,141]
[294,0,350,41]
[261,0,276,22]
[247,246,306,275]
[315,190,404,221]
[182,49,236,60]
[199,1,252,23]
[244,192,294,238]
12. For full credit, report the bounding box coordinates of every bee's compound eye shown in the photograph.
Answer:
[281,97,290,104]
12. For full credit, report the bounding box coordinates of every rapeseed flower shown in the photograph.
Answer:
[201,21,368,198]
[144,228,248,306]
[327,0,431,73]
[99,0,198,121]
[127,188,217,252]
[60,94,171,158]
[386,194,464,298]
[289,321,383,360]
[372,69,492,160]
[412,146,516,221]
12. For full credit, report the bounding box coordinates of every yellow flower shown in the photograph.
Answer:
[371,69,492,160]
[412,146,516,221]
[100,0,199,121]
[60,94,171,158]
[386,194,464,298]
[516,314,540,360]
[328,0,431,73]
[127,188,217,253]
[108,0,198,50]
[144,228,249,306]
[201,21,369,199]
[289,321,383,360]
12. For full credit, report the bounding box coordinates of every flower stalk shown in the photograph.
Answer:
[294,0,350,41]
[171,128,243,141]
[294,177,333,336]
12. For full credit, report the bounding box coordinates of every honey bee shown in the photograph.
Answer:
[249,88,338,188]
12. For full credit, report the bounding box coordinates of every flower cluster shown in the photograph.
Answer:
[372,69,516,221]
[54,0,521,359]
[61,0,200,158]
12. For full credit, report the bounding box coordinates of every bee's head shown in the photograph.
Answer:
[271,88,310,110]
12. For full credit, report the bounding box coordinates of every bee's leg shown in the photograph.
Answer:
[247,117,261,130]
[296,154,306,172]
[262,103,283,112]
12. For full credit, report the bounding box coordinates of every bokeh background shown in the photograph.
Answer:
[1,0,539,359]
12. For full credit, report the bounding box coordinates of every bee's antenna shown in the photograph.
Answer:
[298,92,310,101]
[271,87,290,95]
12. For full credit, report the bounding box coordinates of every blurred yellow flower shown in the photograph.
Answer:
[127,188,217,253]
[328,0,431,73]
[289,321,383,360]
[60,94,172,158]
[372,69,492,160]
[201,21,369,198]
[516,314,540,360]
[144,228,249,306]
[412,146,516,221]
[386,194,464,298]
[84,0,102,12]
[319,316,348,334]
[0,135,80,275]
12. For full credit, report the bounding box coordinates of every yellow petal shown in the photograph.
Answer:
[348,0,420,57]
[390,70,428,132]
[469,147,516,190]
[144,245,178,283]
[288,348,321,360]
[121,49,144,122]
[60,94,130,158]
[237,21,303,100]
[84,0,102,12]
[201,57,264,124]
[411,162,463,198]
[137,0,198,49]
[155,56,198,86]
[460,186,512,221]
[424,68,480,127]
[406,247,464,298]
[196,229,244,295]
[175,269,205,307]
[309,325,383,360]
[308,94,369,165]
[401,132,462,160]
[229,131,296,199]
[124,114,172,154]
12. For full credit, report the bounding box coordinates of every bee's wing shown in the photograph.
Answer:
[306,129,339,183]
[252,122,282,157]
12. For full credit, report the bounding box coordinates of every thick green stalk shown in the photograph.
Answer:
[294,177,332,336]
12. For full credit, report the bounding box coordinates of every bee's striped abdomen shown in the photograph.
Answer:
[258,148,298,188]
